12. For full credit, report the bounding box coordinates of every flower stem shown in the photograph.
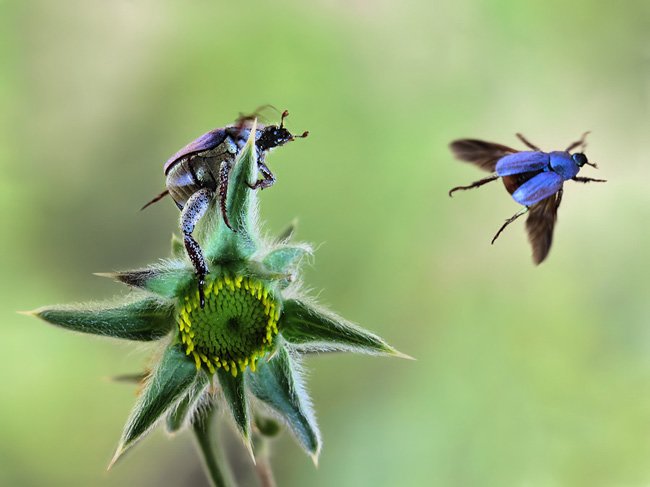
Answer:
[193,406,234,487]
[254,435,276,487]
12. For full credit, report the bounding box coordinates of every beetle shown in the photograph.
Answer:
[142,110,308,306]
[448,132,606,264]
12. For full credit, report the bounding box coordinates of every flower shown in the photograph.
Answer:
[29,124,405,474]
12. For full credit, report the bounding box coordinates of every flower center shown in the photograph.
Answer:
[177,274,280,376]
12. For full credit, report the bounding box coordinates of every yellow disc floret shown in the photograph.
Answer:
[177,274,280,376]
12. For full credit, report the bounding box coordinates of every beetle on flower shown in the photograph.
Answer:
[143,109,308,308]
[28,123,405,485]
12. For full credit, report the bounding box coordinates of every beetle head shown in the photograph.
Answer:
[572,152,597,168]
[256,110,309,151]
[572,153,587,166]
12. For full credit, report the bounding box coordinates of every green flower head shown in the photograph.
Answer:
[29,126,405,477]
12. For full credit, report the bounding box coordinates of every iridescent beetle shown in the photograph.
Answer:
[449,132,606,264]
[143,110,308,306]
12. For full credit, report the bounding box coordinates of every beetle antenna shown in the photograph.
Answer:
[565,131,591,152]
[585,161,598,169]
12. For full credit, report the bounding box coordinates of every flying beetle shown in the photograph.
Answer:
[142,109,308,307]
[448,132,606,264]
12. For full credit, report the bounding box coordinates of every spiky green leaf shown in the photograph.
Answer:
[244,261,289,281]
[216,368,251,451]
[280,299,404,356]
[248,345,320,460]
[31,295,174,341]
[262,244,311,275]
[166,372,210,433]
[111,345,200,466]
[96,264,193,299]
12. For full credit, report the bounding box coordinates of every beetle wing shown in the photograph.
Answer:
[164,128,228,174]
[495,151,549,176]
[511,171,563,207]
[449,139,518,172]
[526,190,562,264]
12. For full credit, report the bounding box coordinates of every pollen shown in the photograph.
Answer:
[176,274,280,376]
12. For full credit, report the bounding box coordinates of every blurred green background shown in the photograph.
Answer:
[3,0,650,485]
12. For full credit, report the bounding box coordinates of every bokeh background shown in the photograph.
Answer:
[3,0,650,485]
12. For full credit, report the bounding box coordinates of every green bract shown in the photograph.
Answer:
[30,125,404,478]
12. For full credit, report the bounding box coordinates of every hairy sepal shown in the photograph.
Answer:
[166,372,211,433]
[262,244,312,275]
[248,344,321,461]
[216,368,252,455]
[97,263,193,299]
[32,295,174,341]
[111,345,200,466]
[280,298,404,356]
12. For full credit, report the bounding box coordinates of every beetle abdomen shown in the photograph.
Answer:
[167,134,244,206]
[501,170,541,195]
[166,156,219,208]
[166,159,203,209]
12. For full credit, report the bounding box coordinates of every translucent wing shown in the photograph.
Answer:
[496,151,549,176]
[526,189,562,265]
[164,128,228,174]
[449,139,518,172]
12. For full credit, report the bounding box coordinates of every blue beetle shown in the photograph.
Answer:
[449,133,606,263]
[142,110,308,306]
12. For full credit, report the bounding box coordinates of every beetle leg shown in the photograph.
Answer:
[140,189,170,211]
[565,131,591,152]
[448,174,498,197]
[491,207,529,244]
[572,176,606,183]
[515,133,541,151]
[180,188,213,308]
[218,160,234,231]
[247,160,276,190]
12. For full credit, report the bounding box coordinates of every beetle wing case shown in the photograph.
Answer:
[511,171,564,207]
[496,151,548,177]
[164,128,228,175]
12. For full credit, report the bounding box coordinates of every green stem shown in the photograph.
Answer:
[254,435,276,487]
[193,406,234,487]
